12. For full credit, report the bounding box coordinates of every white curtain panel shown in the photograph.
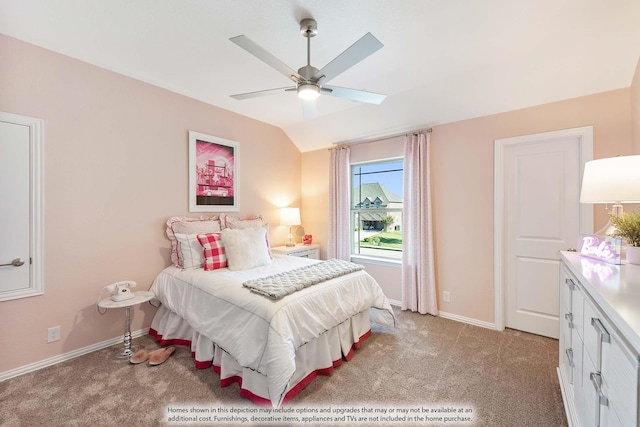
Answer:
[328,147,351,260]
[402,133,438,315]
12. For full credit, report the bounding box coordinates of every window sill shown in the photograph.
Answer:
[350,255,402,268]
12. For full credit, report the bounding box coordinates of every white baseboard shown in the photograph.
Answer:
[0,328,149,382]
[388,300,496,330]
[438,311,496,330]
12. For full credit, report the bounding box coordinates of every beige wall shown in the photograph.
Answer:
[0,34,301,374]
[302,88,633,324]
[632,57,640,154]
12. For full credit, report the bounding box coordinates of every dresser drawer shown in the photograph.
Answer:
[601,326,639,427]
[572,328,584,389]
[271,245,320,259]
[584,295,610,371]
[562,272,576,314]
[579,350,599,427]
[572,283,586,341]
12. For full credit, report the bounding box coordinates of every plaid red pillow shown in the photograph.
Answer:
[197,233,227,271]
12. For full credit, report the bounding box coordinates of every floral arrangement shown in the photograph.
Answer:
[610,209,640,247]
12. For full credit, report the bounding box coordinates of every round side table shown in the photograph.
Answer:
[98,290,154,360]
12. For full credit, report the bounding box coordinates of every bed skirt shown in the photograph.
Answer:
[149,304,372,407]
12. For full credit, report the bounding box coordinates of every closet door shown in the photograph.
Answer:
[0,112,43,301]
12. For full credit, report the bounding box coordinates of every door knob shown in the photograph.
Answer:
[0,258,25,267]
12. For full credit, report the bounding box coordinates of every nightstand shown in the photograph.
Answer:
[97,290,154,360]
[272,244,320,259]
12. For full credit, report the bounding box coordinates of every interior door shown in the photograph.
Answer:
[496,127,592,338]
[0,112,43,301]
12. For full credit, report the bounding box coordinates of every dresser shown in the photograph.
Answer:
[559,251,640,427]
[271,244,320,259]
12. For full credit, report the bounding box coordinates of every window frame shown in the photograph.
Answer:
[350,157,403,264]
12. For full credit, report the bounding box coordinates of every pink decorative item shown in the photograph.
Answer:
[303,234,313,245]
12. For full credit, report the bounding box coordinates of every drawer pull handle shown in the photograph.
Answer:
[589,372,609,407]
[565,278,576,290]
[591,318,611,343]
[565,348,574,367]
[564,313,574,329]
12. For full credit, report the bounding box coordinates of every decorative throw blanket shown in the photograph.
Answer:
[243,258,364,300]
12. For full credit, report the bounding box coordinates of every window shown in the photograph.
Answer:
[351,159,403,261]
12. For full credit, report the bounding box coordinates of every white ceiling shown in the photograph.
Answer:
[1,0,639,152]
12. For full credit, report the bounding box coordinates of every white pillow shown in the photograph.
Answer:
[221,227,272,271]
[174,233,205,269]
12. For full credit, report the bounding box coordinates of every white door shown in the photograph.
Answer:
[495,127,592,338]
[0,112,43,301]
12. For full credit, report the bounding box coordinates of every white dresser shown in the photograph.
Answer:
[271,244,320,259]
[559,251,640,427]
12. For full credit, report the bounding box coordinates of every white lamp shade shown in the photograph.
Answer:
[580,155,640,203]
[280,207,301,226]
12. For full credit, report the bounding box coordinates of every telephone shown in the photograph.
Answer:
[105,281,137,302]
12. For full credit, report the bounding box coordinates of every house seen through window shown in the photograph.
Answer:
[351,159,403,260]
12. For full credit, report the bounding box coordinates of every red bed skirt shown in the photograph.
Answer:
[149,327,372,407]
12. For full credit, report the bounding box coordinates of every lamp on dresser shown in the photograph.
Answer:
[280,207,301,247]
[579,155,640,235]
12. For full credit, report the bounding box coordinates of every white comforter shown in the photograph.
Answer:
[150,255,395,406]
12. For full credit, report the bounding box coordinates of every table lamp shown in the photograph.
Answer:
[280,207,301,247]
[580,155,640,235]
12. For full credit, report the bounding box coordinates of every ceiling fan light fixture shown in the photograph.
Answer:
[297,83,320,100]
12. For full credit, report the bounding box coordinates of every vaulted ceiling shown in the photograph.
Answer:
[1,0,639,152]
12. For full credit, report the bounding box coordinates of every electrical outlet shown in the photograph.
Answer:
[47,326,61,343]
[443,291,451,303]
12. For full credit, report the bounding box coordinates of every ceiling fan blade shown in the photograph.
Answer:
[230,35,302,82]
[230,86,295,100]
[302,99,316,120]
[312,33,383,83]
[322,85,386,104]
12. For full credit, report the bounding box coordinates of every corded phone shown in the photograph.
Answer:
[105,280,137,302]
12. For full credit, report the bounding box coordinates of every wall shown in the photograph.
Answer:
[302,88,632,325]
[632,57,640,154]
[0,34,301,374]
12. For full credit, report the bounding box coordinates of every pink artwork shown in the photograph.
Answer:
[195,140,235,198]
[189,131,239,212]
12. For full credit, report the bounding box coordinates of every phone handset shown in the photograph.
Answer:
[105,280,137,302]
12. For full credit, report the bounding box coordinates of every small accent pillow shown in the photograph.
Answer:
[220,213,263,229]
[221,226,272,271]
[166,216,220,267]
[197,233,227,271]
[174,233,205,269]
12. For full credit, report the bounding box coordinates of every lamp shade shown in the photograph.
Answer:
[580,155,640,203]
[280,207,301,226]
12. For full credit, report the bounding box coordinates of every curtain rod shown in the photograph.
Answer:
[331,127,432,150]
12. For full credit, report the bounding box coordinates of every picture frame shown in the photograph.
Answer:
[188,131,239,212]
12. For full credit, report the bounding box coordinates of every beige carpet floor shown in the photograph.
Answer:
[0,307,567,426]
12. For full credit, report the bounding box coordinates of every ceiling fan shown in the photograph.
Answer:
[229,19,386,119]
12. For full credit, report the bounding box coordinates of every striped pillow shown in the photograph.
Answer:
[173,233,205,269]
[197,233,227,271]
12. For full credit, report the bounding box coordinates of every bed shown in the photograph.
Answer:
[148,215,396,408]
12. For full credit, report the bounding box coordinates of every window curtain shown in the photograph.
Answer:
[402,132,438,315]
[328,147,351,260]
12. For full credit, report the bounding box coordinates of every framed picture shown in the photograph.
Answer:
[188,131,239,212]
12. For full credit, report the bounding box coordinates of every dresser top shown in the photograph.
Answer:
[561,251,640,353]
